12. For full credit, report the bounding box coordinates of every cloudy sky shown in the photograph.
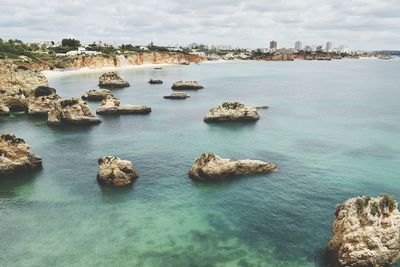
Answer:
[1,0,399,50]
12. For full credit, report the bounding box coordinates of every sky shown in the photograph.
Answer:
[1,0,399,50]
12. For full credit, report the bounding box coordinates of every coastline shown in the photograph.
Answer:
[41,63,175,78]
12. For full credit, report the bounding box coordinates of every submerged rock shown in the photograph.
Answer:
[98,72,130,88]
[0,133,42,176]
[171,81,204,90]
[47,98,101,125]
[163,92,190,99]
[97,156,139,186]
[81,89,113,101]
[204,102,261,122]
[188,153,277,180]
[327,195,400,267]
[148,78,163,84]
[96,96,151,115]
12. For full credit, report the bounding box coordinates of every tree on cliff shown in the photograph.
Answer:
[61,38,81,49]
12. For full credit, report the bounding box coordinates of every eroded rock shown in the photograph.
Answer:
[97,156,139,186]
[204,102,261,122]
[96,96,151,115]
[0,133,42,176]
[188,153,277,180]
[327,195,400,267]
[163,92,190,99]
[148,78,163,84]
[171,81,203,90]
[98,72,130,88]
[47,98,101,125]
[81,89,113,101]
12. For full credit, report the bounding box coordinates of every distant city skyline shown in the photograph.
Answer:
[1,0,399,50]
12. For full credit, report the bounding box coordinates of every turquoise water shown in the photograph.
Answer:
[1,60,400,267]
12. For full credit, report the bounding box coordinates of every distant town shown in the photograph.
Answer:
[0,38,396,66]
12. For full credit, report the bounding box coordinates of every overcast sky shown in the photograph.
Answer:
[1,0,399,50]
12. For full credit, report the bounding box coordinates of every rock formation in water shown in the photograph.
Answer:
[98,72,130,88]
[148,78,163,84]
[204,102,261,122]
[27,86,60,115]
[188,153,277,180]
[171,81,204,90]
[0,60,48,94]
[96,96,151,115]
[97,156,139,186]
[47,98,101,125]
[81,89,113,101]
[0,133,42,176]
[326,195,400,267]
[163,92,190,99]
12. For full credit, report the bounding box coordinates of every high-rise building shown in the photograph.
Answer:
[326,42,333,52]
[295,41,302,51]
[270,40,277,50]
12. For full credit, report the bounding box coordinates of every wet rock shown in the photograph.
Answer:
[0,133,42,176]
[204,102,260,122]
[97,156,139,186]
[188,153,277,180]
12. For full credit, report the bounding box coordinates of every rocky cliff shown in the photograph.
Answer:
[0,60,48,94]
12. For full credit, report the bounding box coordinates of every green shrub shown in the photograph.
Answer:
[380,194,397,212]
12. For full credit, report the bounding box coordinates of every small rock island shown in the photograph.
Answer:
[163,92,190,99]
[204,101,263,122]
[0,133,42,176]
[188,153,277,180]
[148,78,163,84]
[97,156,139,186]
[98,72,130,88]
[171,81,204,90]
[96,96,151,115]
[48,98,101,125]
[327,195,400,267]
[81,89,113,101]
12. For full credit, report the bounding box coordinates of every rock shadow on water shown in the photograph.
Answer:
[0,168,43,192]
[98,182,137,203]
[205,121,258,131]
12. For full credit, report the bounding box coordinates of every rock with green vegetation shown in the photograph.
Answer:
[96,96,151,115]
[0,133,42,176]
[188,153,277,180]
[81,89,113,101]
[98,72,129,88]
[47,98,101,126]
[204,101,262,122]
[327,195,400,267]
[97,156,139,186]
[171,81,203,90]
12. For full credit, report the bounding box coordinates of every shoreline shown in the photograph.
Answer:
[42,63,176,78]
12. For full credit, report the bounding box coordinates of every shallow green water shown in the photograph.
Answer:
[1,60,400,267]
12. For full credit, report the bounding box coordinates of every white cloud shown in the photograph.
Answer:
[0,0,399,50]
